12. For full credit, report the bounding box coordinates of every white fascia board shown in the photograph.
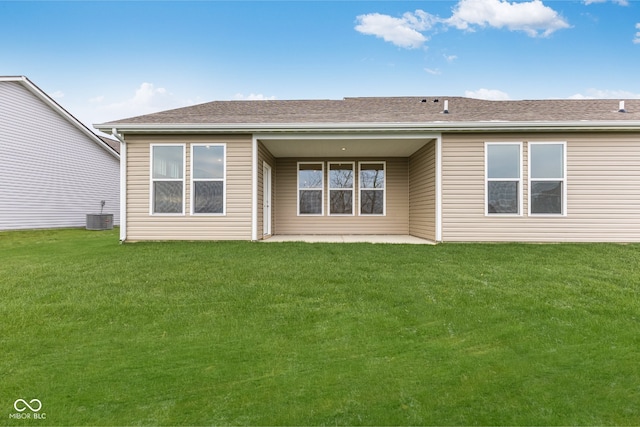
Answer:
[0,76,28,82]
[444,121,640,132]
[95,122,440,133]
[95,120,640,134]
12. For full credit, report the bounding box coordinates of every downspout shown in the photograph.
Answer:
[112,128,127,243]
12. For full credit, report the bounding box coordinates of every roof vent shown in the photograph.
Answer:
[433,98,439,103]
[443,100,449,114]
[618,101,626,113]
[421,99,427,103]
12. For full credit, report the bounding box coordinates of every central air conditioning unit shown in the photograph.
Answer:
[86,200,114,230]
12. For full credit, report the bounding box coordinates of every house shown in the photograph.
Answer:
[0,76,120,230]
[95,96,640,243]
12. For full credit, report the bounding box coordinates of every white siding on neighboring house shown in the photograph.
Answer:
[0,80,120,230]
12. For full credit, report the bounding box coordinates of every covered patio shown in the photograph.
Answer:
[261,235,435,244]
[256,132,440,242]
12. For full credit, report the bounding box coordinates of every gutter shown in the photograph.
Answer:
[95,120,640,135]
[111,129,127,243]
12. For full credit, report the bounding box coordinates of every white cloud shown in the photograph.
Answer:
[447,0,570,37]
[95,82,182,118]
[354,10,437,49]
[355,0,569,49]
[126,82,167,106]
[51,90,64,99]
[444,54,458,62]
[569,88,640,99]
[583,0,628,5]
[85,82,201,127]
[465,88,511,100]
[233,93,277,100]
[634,22,640,44]
[425,68,442,75]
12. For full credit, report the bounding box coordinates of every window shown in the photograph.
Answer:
[191,144,225,214]
[151,145,185,214]
[486,143,522,215]
[529,142,566,215]
[328,162,354,215]
[298,162,324,215]
[359,162,385,215]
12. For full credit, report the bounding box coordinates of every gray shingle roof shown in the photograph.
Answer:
[97,135,120,154]
[102,97,640,126]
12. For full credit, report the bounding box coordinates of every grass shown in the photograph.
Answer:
[1,228,640,426]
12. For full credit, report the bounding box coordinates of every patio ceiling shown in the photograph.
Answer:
[258,135,436,158]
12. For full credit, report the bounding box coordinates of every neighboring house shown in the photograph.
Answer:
[0,76,120,230]
[96,97,640,243]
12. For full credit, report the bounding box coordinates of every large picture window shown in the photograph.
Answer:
[529,142,566,215]
[486,143,522,215]
[191,144,225,214]
[151,145,185,214]
[328,162,354,215]
[298,162,324,215]
[359,162,385,215]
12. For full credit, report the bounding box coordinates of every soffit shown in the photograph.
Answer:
[259,136,433,158]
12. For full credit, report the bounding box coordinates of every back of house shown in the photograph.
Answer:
[96,96,640,243]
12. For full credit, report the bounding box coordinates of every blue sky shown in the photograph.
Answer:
[1,0,639,128]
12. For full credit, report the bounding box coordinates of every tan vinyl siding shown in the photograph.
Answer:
[442,132,640,242]
[274,157,408,235]
[257,141,275,239]
[408,140,437,240]
[125,134,252,241]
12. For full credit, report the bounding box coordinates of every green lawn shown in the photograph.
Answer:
[1,228,639,426]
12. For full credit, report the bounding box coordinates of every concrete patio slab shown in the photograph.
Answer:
[261,235,435,244]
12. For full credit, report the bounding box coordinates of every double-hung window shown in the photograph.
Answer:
[328,162,354,215]
[191,144,225,215]
[486,143,522,215]
[359,162,385,215]
[298,162,324,215]
[529,142,566,215]
[151,144,185,214]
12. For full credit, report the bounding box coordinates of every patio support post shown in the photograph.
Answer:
[436,135,442,242]
[251,135,258,241]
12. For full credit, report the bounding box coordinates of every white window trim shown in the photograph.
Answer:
[190,143,227,216]
[297,162,324,216]
[328,161,355,216]
[358,161,386,216]
[528,141,567,217]
[149,143,186,216]
[485,142,523,217]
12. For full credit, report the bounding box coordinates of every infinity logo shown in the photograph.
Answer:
[14,399,42,413]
